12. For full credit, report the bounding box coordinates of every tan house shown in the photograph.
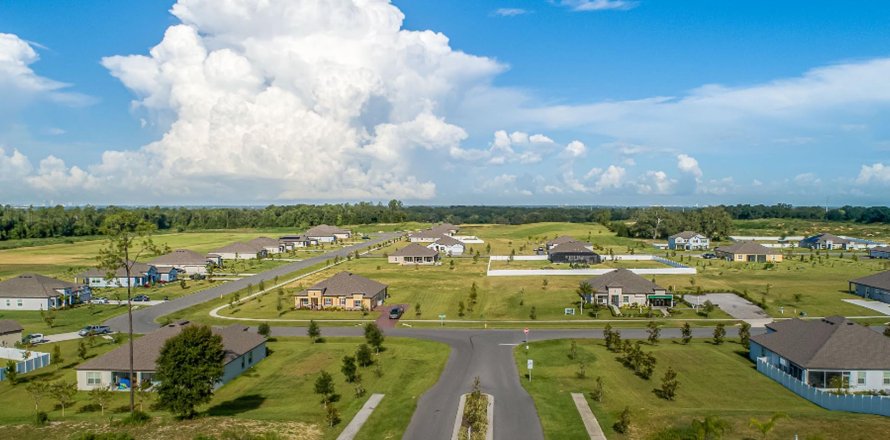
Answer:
[0,320,23,348]
[246,237,283,255]
[294,272,387,311]
[388,243,439,265]
[582,268,674,308]
[715,241,783,263]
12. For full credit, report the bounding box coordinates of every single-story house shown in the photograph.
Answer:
[869,246,890,259]
[389,243,440,265]
[0,320,23,348]
[715,241,783,263]
[0,273,92,310]
[246,237,282,254]
[78,262,164,288]
[668,231,710,250]
[430,223,459,236]
[75,321,266,391]
[582,268,674,308]
[409,229,448,243]
[211,242,267,260]
[799,233,853,250]
[546,236,578,250]
[548,241,601,264]
[849,270,890,304]
[149,249,218,276]
[305,225,351,243]
[427,235,465,256]
[279,235,316,250]
[294,272,387,311]
[750,316,890,392]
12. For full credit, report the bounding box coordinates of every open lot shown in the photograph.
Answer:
[515,338,890,439]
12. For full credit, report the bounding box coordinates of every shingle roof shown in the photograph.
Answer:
[298,272,387,298]
[801,233,850,245]
[546,236,578,247]
[246,237,280,248]
[0,273,82,298]
[584,268,665,295]
[849,270,890,291]
[669,231,704,240]
[715,241,780,255]
[752,317,890,370]
[870,246,890,253]
[0,320,23,335]
[280,235,310,242]
[305,225,350,237]
[549,241,595,254]
[76,322,265,372]
[211,242,264,255]
[391,243,439,257]
[149,249,210,266]
[410,230,448,240]
[429,223,458,234]
[79,261,155,279]
[434,235,464,246]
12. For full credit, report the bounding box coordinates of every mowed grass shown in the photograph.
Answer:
[0,336,448,440]
[732,218,890,242]
[459,222,644,255]
[515,339,890,440]
[0,303,131,335]
[488,259,672,270]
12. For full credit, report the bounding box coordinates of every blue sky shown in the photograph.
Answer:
[1,0,890,206]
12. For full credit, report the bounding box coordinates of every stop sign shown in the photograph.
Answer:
[523,327,529,335]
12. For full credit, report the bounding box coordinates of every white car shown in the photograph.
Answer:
[22,333,46,345]
[91,297,110,304]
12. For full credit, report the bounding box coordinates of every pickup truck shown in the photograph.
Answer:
[78,325,112,337]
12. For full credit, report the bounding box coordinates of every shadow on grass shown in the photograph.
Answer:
[206,394,267,416]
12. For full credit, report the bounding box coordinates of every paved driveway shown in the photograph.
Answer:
[843,299,890,316]
[689,293,769,320]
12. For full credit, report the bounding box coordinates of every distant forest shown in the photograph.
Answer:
[0,201,888,241]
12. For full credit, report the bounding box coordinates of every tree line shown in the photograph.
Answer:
[1,202,887,241]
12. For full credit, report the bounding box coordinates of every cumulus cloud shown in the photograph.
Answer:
[793,172,822,186]
[493,8,529,17]
[0,147,33,180]
[856,163,890,185]
[561,140,587,158]
[0,33,92,106]
[676,154,702,178]
[451,129,558,165]
[558,0,638,11]
[637,170,676,194]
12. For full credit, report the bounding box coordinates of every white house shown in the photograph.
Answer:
[750,317,890,393]
[427,235,465,256]
[149,249,218,276]
[668,231,710,250]
[799,233,854,250]
[78,262,164,288]
[0,273,92,310]
[210,242,267,260]
[75,322,266,391]
[279,235,316,250]
[305,225,351,243]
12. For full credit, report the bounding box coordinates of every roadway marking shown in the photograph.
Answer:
[498,343,520,346]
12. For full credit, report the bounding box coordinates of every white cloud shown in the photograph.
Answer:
[574,165,625,193]
[676,154,702,178]
[0,147,33,181]
[493,8,529,17]
[451,129,557,165]
[562,140,587,158]
[856,163,890,185]
[558,0,638,11]
[793,172,822,186]
[0,33,92,106]
[595,165,626,191]
[637,170,676,194]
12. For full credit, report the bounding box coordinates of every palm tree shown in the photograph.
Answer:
[691,416,731,440]
[576,281,593,313]
[749,413,787,439]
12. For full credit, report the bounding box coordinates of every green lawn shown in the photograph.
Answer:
[732,218,890,242]
[459,222,644,256]
[489,259,673,270]
[0,304,131,335]
[515,339,890,440]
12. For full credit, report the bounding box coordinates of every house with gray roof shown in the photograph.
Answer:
[869,246,890,260]
[799,233,853,250]
[427,234,465,256]
[247,237,282,254]
[149,249,219,276]
[546,236,579,250]
[279,235,316,250]
[294,272,387,311]
[849,270,890,304]
[668,231,710,250]
[715,241,783,263]
[0,320,23,348]
[547,241,601,265]
[305,225,351,243]
[211,242,267,260]
[389,243,439,265]
[78,261,165,288]
[750,316,890,392]
[0,273,91,310]
[582,268,673,308]
[76,321,266,391]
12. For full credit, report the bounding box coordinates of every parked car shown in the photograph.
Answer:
[701,253,717,259]
[91,297,109,304]
[361,235,371,240]
[132,295,151,302]
[22,333,46,345]
[78,325,112,337]
[388,306,404,319]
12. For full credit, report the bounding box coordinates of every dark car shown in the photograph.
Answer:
[701,253,717,259]
[132,295,151,302]
[361,235,371,240]
[388,306,404,319]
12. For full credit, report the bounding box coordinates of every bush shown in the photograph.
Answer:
[120,410,151,425]
[34,411,48,426]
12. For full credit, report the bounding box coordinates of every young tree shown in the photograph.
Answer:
[415,302,422,317]
[52,344,63,364]
[603,324,614,350]
[469,282,478,305]
[681,322,692,344]
[155,325,225,418]
[257,322,271,338]
[576,281,593,312]
[529,306,537,320]
[458,301,465,317]
[308,320,321,343]
[364,322,384,353]
[713,323,726,345]
[613,406,632,434]
[739,322,752,349]
[659,367,679,400]
[97,211,160,414]
[25,380,48,413]
[749,413,787,440]
[646,321,661,345]
[341,356,358,382]
[590,376,604,402]
[325,404,341,427]
[136,380,154,412]
[356,344,374,367]
[89,385,114,415]
[691,416,731,440]
[4,360,18,385]
[569,340,578,360]
[48,380,77,416]
[314,371,336,407]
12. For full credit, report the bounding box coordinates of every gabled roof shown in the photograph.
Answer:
[871,246,890,253]
[801,233,850,244]
[298,272,387,298]
[0,320,24,335]
[410,229,448,240]
[211,242,264,255]
[246,237,280,248]
[669,231,706,240]
[391,243,439,257]
[305,224,350,236]
[79,261,155,279]
[584,268,665,295]
[0,273,83,299]
[849,270,890,291]
[149,249,210,266]
[280,235,311,242]
[715,241,780,255]
[752,317,890,370]
[546,236,578,247]
[76,322,265,372]
[429,223,458,234]
[549,241,595,254]
[434,235,464,246]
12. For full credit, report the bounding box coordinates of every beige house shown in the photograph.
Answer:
[211,242,267,260]
[389,243,439,265]
[0,320,23,348]
[246,237,282,254]
[582,268,674,308]
[294,272,387,311]
[715,241,783,263]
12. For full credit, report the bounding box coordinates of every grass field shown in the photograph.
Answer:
[0,304,130,335]
[0,336,449,440]
[488,259,672,270]
[732,218,890,242]
[515,338,890,440]
[458,223,644,256]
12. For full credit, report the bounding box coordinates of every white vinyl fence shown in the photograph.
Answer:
[0,347,52,381]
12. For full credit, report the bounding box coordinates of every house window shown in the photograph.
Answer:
[883,372,890,385]
[17,299,22,307]
[248,351,253,364]
[340,297,347,306]
[324,298,333,306]
[86,372,102,386]
[241,357,245,369]
[5,300,9,307]
[301,298,309,305]
[857,371,866,385]
[354,300,362,308]
[623,296,629,304]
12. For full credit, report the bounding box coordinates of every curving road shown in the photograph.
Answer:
[104,233,400,333]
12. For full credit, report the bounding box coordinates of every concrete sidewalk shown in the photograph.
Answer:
[571,393,606,440]
[336,394,384,440]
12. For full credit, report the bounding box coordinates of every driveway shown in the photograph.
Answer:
[688,293,769,320]
[42,331,83,343]
[843,299,890,316]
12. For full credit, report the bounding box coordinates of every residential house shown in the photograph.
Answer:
[211,242,268,260]
[547,241,601,264]
[749,316,890,392]
[294,272,387,311]
[546,236,579,250]
[431,223,459,236]
[0,320,23,348]
[799,233,853,250]
[409,229,448,243]
[78,262,164,288]
[715,241,783,263]
[869,246,890,259]
[305,225,351,243]
[247,237,282,255]
[427,235,465,256]
[0,273,92,310]
[76,321,266,391]
[388,244,440,265]
[849,270,890,304]
[279,235,316,250]
[149,249,217,276]
[668,231,710,250]
[582,268,674,308]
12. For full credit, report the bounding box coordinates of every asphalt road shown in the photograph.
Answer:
[104,233,399,333]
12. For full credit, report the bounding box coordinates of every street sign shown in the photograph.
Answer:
[438,314,446,319]
[523,327,529,335]
[527,359,534,370]
[439,314,446,327]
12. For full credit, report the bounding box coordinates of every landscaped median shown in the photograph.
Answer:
[452,378,493,440]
